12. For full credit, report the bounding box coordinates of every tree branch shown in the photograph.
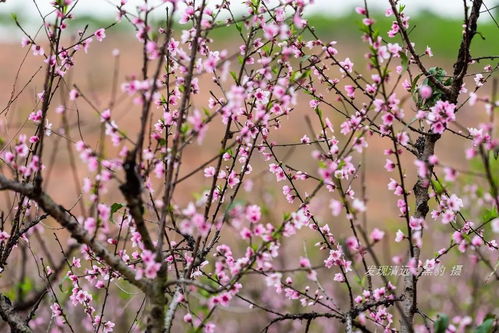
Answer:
[0,293,31,333]
[0,175,151,294]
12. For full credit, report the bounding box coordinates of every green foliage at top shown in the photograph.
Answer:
[307,11,499,59]
[1,9,497,60]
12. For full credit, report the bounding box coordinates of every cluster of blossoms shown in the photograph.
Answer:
[0,0,497,332]
[2,135,41,178]
[431,194,464,224]
[47,260,115,333]
[420,100,457,134]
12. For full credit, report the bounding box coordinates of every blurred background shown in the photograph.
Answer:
[0,1,498,332]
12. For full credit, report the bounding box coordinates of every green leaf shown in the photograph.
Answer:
[230,71,237,82]
[16,277,33,298]
[292,69,310,83]
[315,107,323,118]
[235,22,242,33]
[354,275,366,287]
[431,179,444,195]
[198,288,211,298]
[474,316,496,333]
[480,207,498,224]
[181,123,190,134]
[400,53,409,72]
[411,73,424,93]
[110,203,124,218]
[434,314,449,333]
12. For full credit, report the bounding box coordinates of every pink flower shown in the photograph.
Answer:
[227,171,240,188]
[446,194,463,212]
[419,85,432,99]
[94,28,106,42]
[425,46,433,57]
[204,166,215,178]
[299,257,311,268]
[245,205,261,223]
[382,113,394,126]
[444,167,457,182]
[203,52,219,72]
[154,162,165,178]
[339,58,353,73]
[72,257,81,268]
[474,73,484,87]
[4,152,15,164]
[344,85,355,98]
[179,6,194,24]
[373,287,386,300]
[329,199,342,216]
[50,303,62,317]
[31,44,44,56]
[395,230,404,242]
[370,228,385,242]
[95,280,105,289]
[263,23,279,40]
[55,105,65,114]
[300,135,311,144]
[355,7,367,15]
[414,159,428,178]
[388,22,400,37]
[97,204,110,221]
[84,217,96,233]
[387,43,402,56]
[144,262,160,279]
[293,13,306,29]
[21,37,31,47]
[69,89,79,101]
[362,18,375,26]
[334,273,345,282]
[471,235,483,247]
[397,132,410,146]
[409,216,424,230]
[204,322,216,333]
[0,231,10,241]
[408,257,419,275]
[44,55,56,66]
[352,199,366,212]
[103,321,115,333]
[384,159,395,172]
[424,259,436,271]
[183,313,193,323]
[101,109,111,122]
[29,110,43,123]
[240,227,251,240]
[428,154,439,165]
